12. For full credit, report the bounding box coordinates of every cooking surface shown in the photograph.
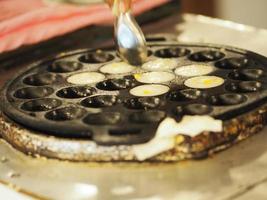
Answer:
[1,14,267,199]
[3,43,267,144]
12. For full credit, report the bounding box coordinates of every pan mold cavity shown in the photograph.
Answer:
[189,50,225,62]
[229,68,264,80]
[155,47,190,58]
[82,95,119,108]
[167,89,203,101]
[226,81,262,93]
[124,97,161,110]
[23,73,60,86]
[216,57,249,69]
[96,77,137,91]
[79,51,114,63]
[57,86,96,98]
[21,98,62,112]
[14,87,54,99]
[45,106,86,121]
[49,61,83,73]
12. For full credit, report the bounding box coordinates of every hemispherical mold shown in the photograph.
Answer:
[130,110,166,123]
[239,81,262,92]
[49,61,83,73]
[229,69,264,81]
[96,77,137,91]
[155,47,190,58]
[57,86,96,98]
[23,73,60,86]
[167,89,203,101]
[216,57,249,69]
[45,106,86,121]
[14,87,54,99]
[189,50,225,62]
[82,95,119,108]
[226,81,262,93]
[79,51,114,64]
[84,112,121,125]
[125,97,161,110]
[208,93,247,106]
[21,98,62,112]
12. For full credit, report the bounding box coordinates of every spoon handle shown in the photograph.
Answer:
[105,0,132,15]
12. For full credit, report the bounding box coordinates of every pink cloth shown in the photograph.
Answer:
[0,0,169,53]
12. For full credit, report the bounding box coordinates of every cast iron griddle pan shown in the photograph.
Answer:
[1,40,267,161]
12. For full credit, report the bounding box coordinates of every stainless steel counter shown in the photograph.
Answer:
[1,14,267,200]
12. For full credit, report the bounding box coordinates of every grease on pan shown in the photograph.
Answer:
[142,58,178,71]
[100,62,136,74]
[184,76,224,89]
[134,72,175,83]
[130,84,170,97]
[175,64,213,77]
[67,72,105,85]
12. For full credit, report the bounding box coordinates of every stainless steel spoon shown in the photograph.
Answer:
[114,11,148,65]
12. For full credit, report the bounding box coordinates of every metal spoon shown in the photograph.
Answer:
[114,10,148,65]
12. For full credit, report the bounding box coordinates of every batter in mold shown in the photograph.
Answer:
[175,64,214,77]
[142,58,178,71]
[67,72,105,85]
[100,62,136,74]
[184,76,225,89]
[130,84,170,97]
[134,72,175,84]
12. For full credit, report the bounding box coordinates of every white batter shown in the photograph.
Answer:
[130,84,170,97]
[100,62,136,74]
[67,72,105,85]
[133,116,223,161]
[142,58,178,71]
[175,64,213,77]
[134,72,175,84]
[184,76,224,89]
